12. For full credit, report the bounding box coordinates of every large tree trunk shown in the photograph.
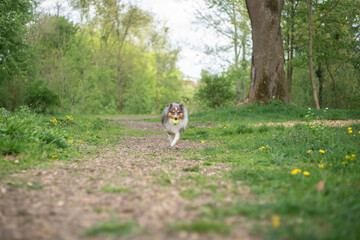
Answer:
[245,0,290,104]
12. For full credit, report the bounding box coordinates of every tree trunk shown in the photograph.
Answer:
[326,61,338,108]
[232,3,241,105]
[241,32,247,103]
[245,0,290,104]
[306,0,320,109]
[316,64,324,108]
[286,0,295,99]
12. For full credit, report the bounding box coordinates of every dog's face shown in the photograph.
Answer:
[167,103,185,121]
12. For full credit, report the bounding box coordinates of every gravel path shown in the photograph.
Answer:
[0,119,256,240]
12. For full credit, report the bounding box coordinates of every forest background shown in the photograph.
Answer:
[1,0,359,114]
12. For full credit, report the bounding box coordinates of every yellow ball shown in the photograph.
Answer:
[172,119,179,125]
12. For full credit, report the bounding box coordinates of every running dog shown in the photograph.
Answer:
[161,102,188,148]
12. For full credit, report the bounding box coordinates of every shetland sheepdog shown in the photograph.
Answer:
[161,102,188,148]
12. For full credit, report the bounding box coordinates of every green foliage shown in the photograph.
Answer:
[25,80,60,113]
[282,0,360,109]
[195,72,235,109]
[25,5,183,115]
[0,0,34,83]
[0,0,36,110]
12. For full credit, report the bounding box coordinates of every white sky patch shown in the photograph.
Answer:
[140,0,211,79]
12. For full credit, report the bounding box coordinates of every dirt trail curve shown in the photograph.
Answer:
[0,118,256,240]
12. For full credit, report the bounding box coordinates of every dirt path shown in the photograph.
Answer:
[0,119,256,240]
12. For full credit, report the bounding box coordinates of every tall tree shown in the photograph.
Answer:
[245,0,291,104]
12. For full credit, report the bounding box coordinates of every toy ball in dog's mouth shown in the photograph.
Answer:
[172,119,179,125]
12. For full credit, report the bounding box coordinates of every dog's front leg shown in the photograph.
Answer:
[167,133,174,145]
[170,133,180,148]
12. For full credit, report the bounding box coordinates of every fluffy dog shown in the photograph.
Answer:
[161,102,188,147]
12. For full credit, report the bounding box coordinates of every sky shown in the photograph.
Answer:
[38,0,223,80]
[139,0,208,79]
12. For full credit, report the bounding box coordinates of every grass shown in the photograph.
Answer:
[180,187,203,200]
[182,102,360,240]
[82,216,142,238]
[168,220,231,235]
[189,100,360,124]
[182,164,201,172]
[100,185,132,193]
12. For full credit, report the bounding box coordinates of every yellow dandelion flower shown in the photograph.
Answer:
[318,164,324,168]
[52,154,58,159]
[319,149,325,154]
[342,161,348,165]
[303,171,310,176]
[66,115,71,119]
[349,130,353,134]
[271,215,280,228]
[201,140,205,144]
[351,154,356,158]
[224,126,227,129]
[261,146,266,150]
[307,150,312,153]
[346,155,351,159]
[348,127,352,130]
[291,169,301,175]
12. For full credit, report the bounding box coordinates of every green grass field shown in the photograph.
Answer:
[182,103,360,239]
[1,103,359,239]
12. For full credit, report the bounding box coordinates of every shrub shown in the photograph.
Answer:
[25,80,60,113]
[195,72,235,109]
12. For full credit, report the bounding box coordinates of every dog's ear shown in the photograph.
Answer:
[167,103,172,109]
[180,104,184,111]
